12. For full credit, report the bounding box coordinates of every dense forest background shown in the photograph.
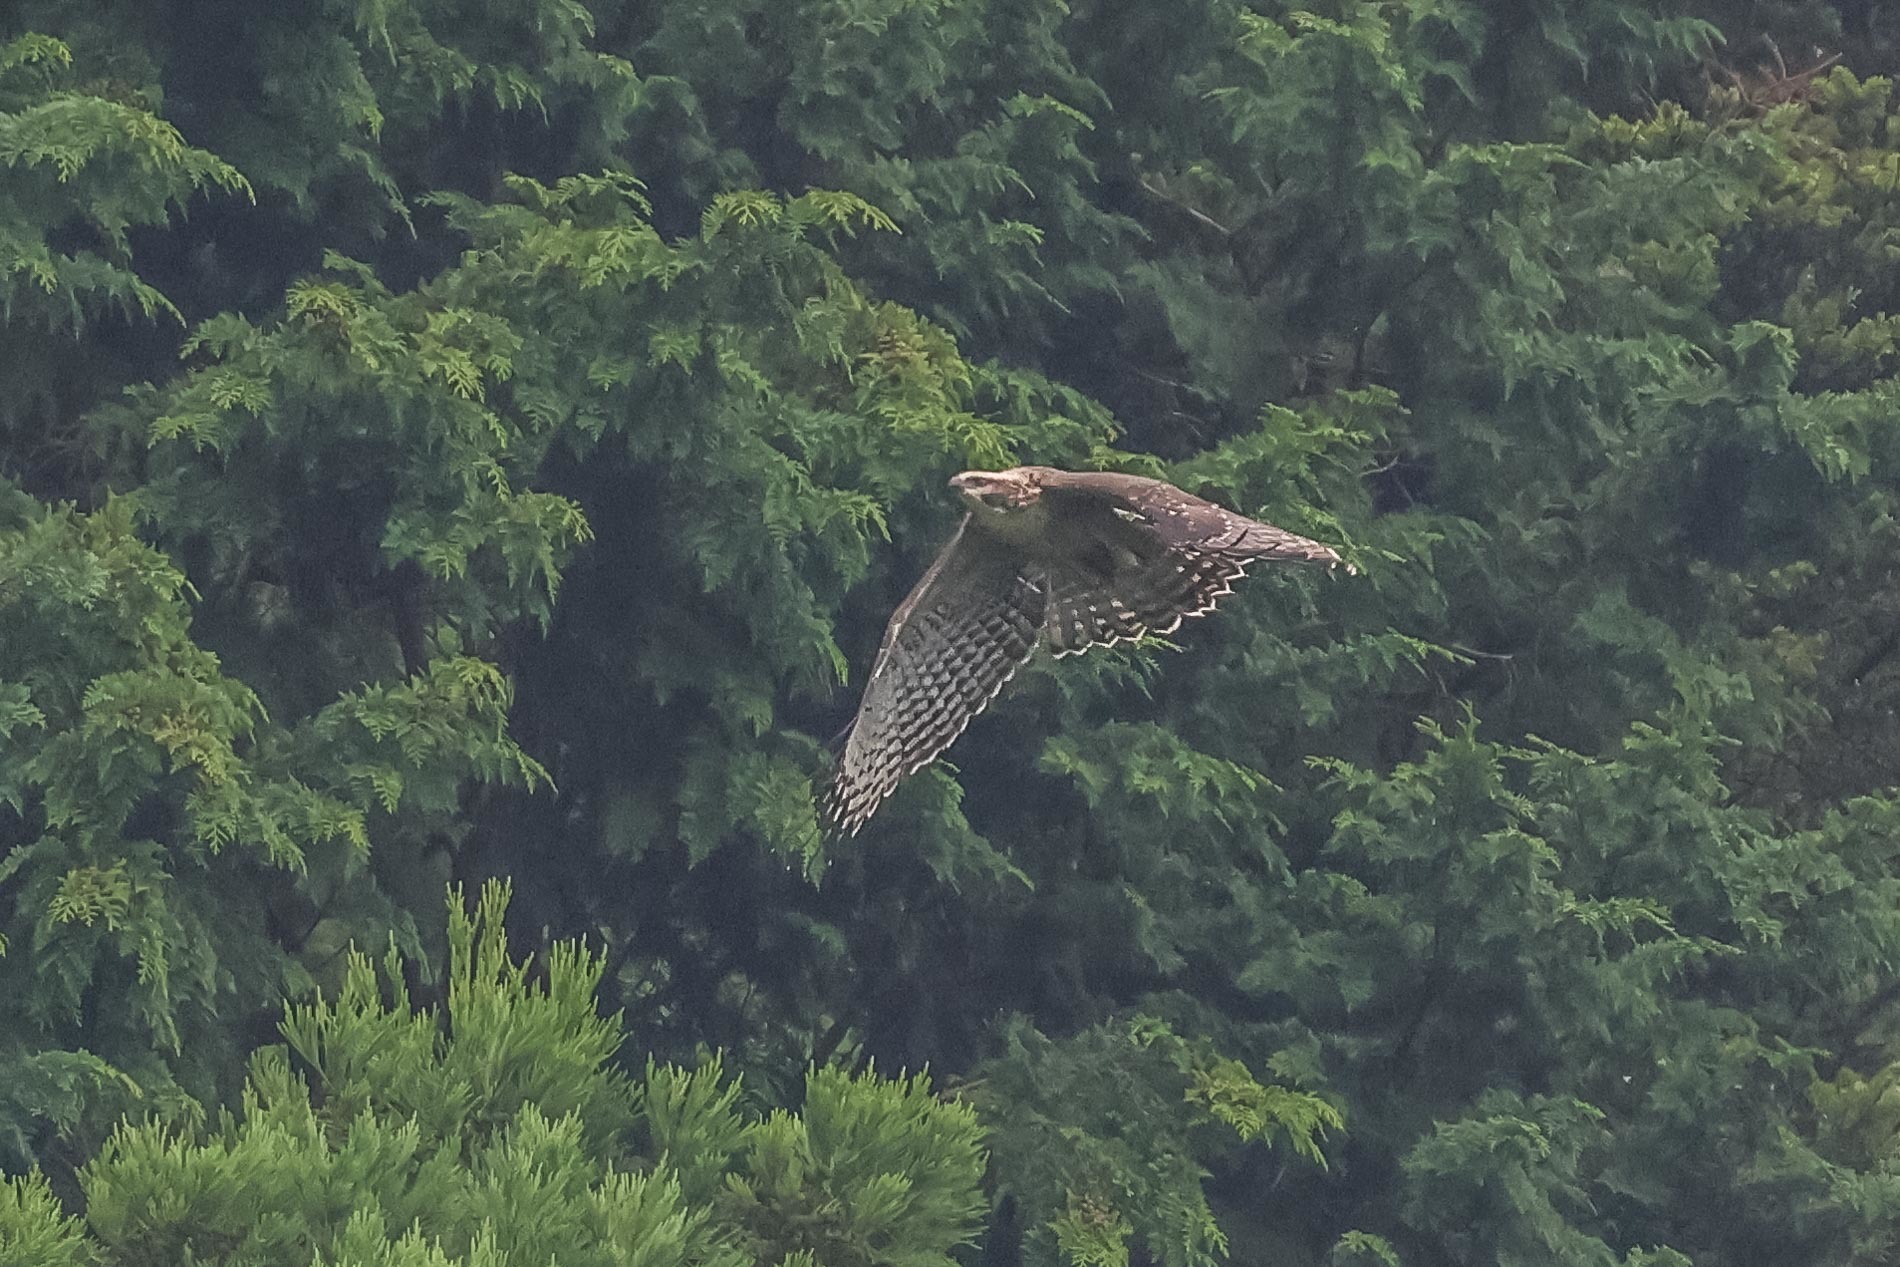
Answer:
[7,0,1900,1263]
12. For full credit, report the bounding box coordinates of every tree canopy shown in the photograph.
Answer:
[6,1,1900,1264]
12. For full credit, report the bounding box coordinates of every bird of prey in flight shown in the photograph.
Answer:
[823,465,1349,836]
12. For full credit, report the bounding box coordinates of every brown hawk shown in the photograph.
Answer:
[822,465,1349,836]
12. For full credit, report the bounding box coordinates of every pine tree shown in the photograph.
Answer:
[0,882,987,1267]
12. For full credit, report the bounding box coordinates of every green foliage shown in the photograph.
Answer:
[0,487,549,1166]
[0,1170,89,1267]
[276,878,631,1150]
[1402,1091,1618,1267]
[724,1065,986,1267]
[0,882,983,1267]
[0,32,250,331]
[969,1015,1339,1267]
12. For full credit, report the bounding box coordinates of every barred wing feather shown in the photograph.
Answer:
[1037,470,1344,657]
[823,518,1045,837]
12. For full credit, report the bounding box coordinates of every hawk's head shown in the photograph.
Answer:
[950,468,1040,515]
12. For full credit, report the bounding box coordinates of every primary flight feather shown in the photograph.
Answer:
[822,465,1350,836]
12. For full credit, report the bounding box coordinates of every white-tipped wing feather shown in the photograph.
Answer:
[1033,469,1345,656]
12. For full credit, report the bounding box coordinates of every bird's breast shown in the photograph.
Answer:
[979,500,1141,584]
[976,499,1058,553]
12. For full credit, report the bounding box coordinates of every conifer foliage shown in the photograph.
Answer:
[3,883,986,1267]
[7,0,1900,1264]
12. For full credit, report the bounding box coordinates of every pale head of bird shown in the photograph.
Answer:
[950,467,1041,516]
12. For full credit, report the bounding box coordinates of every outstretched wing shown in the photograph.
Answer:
[1033,470,1345,657]
[823,517,1045,836]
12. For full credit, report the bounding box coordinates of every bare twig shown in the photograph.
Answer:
[1137,176,1234,237]
[1443,642,1515,663]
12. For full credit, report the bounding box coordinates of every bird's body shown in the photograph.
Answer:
[822,465,1348,836]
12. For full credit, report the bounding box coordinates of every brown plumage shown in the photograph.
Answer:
[822,466,1350,836]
